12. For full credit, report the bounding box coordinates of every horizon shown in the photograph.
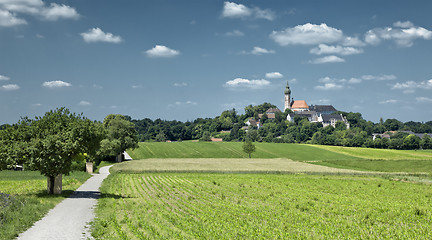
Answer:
[1,1,432,124]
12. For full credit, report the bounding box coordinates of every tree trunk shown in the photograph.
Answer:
[249,153,251,158]
[116,153,124,163]
[47,174,62,194]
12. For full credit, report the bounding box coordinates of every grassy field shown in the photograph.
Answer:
[0,171,91,239]
[93,173,432,239]
[128,142,363,161]
[310,145,432,160]
[127,142,432,174]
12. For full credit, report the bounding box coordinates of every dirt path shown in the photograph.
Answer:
[17,165,112,240]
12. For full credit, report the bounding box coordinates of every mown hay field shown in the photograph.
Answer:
[0,171,90,239]
[112,158,364,174]
[93,173,432,239]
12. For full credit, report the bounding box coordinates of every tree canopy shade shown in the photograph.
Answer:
[0,108,105,194]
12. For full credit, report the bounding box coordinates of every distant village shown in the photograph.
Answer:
[245,81,350,130]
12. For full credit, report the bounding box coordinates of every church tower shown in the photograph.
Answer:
[284,81,291,112]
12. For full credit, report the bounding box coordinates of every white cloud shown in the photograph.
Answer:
[42,80,71,88]
[270,23,343,46]
[250,46,275,55]
[174,82,188,87]
[31,103,42,107]
[361,74,396,81]
[222,2,251,18]
[224,78,271,89]
[81,28,122,43]
[0,9,27,26]
[0,0,79,23]
[265,72,283,79]
[1,84,20,91]
[393,21,414,28]
[78,100,91,106]
[379,99,399,104]
[348,78,362,84]
[364,22,432,47]
[310,44,363,56]
[145,45,180,58]
[41,3,79,21]
[314,83,343,90]
[309,55,345,64]
[416,97,432,103]
[221,2,275,20]
[131,85,142,89]
[253,7,275,21]
[171,100,198,107]
[391,79,432,93]
[0,75,10,81]
[342,36,365,47]
[225,29,244,37]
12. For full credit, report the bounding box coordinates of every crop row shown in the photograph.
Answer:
[93,173,432,239]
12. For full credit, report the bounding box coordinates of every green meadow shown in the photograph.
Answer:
[0,171,90,239]
[127,142,432,174]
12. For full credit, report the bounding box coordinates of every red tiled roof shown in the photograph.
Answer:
[291,100,309,109]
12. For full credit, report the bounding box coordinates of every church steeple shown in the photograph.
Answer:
[284,81,291,111]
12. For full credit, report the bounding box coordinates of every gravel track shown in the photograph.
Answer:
[17,165,112,240]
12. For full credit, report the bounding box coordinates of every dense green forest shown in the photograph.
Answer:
[127,103,432,150]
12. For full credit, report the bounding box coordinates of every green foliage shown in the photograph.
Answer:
[99,114,139,158]
[93,173,432,239]
[242,141,255,158]
[199,131,212,142]
[420,134,432,149]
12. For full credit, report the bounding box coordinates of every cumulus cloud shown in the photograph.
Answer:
[0,84,20,91]
[78,100,91,106]
[40,3,79,21]
[222,2,275,20]
[249,46,275,55]
[0,75,10,81]
[391,79,432,93]
[0,9,27,26]
[265,72,283,79]
[174,82,188,87]
[270,23,344,46]
[310,44,363,56]
[225,29,244,37]
[364,21,432,47]
[0,0,79,24]
[379,99,399,104]
[42,80,72,88]
[314,83,343,90]
[416,97,432,103]
[309,55,345,64]
[224,78,271,90]
[145,45,180,58]
[81,28,122,43]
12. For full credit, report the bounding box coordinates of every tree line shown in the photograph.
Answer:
[129,103,432,150]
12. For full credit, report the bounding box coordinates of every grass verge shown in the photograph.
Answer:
[0,171,90,239]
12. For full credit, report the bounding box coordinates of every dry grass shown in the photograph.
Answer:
[111,158,365,174]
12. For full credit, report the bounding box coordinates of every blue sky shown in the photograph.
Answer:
[1,0,432,124]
